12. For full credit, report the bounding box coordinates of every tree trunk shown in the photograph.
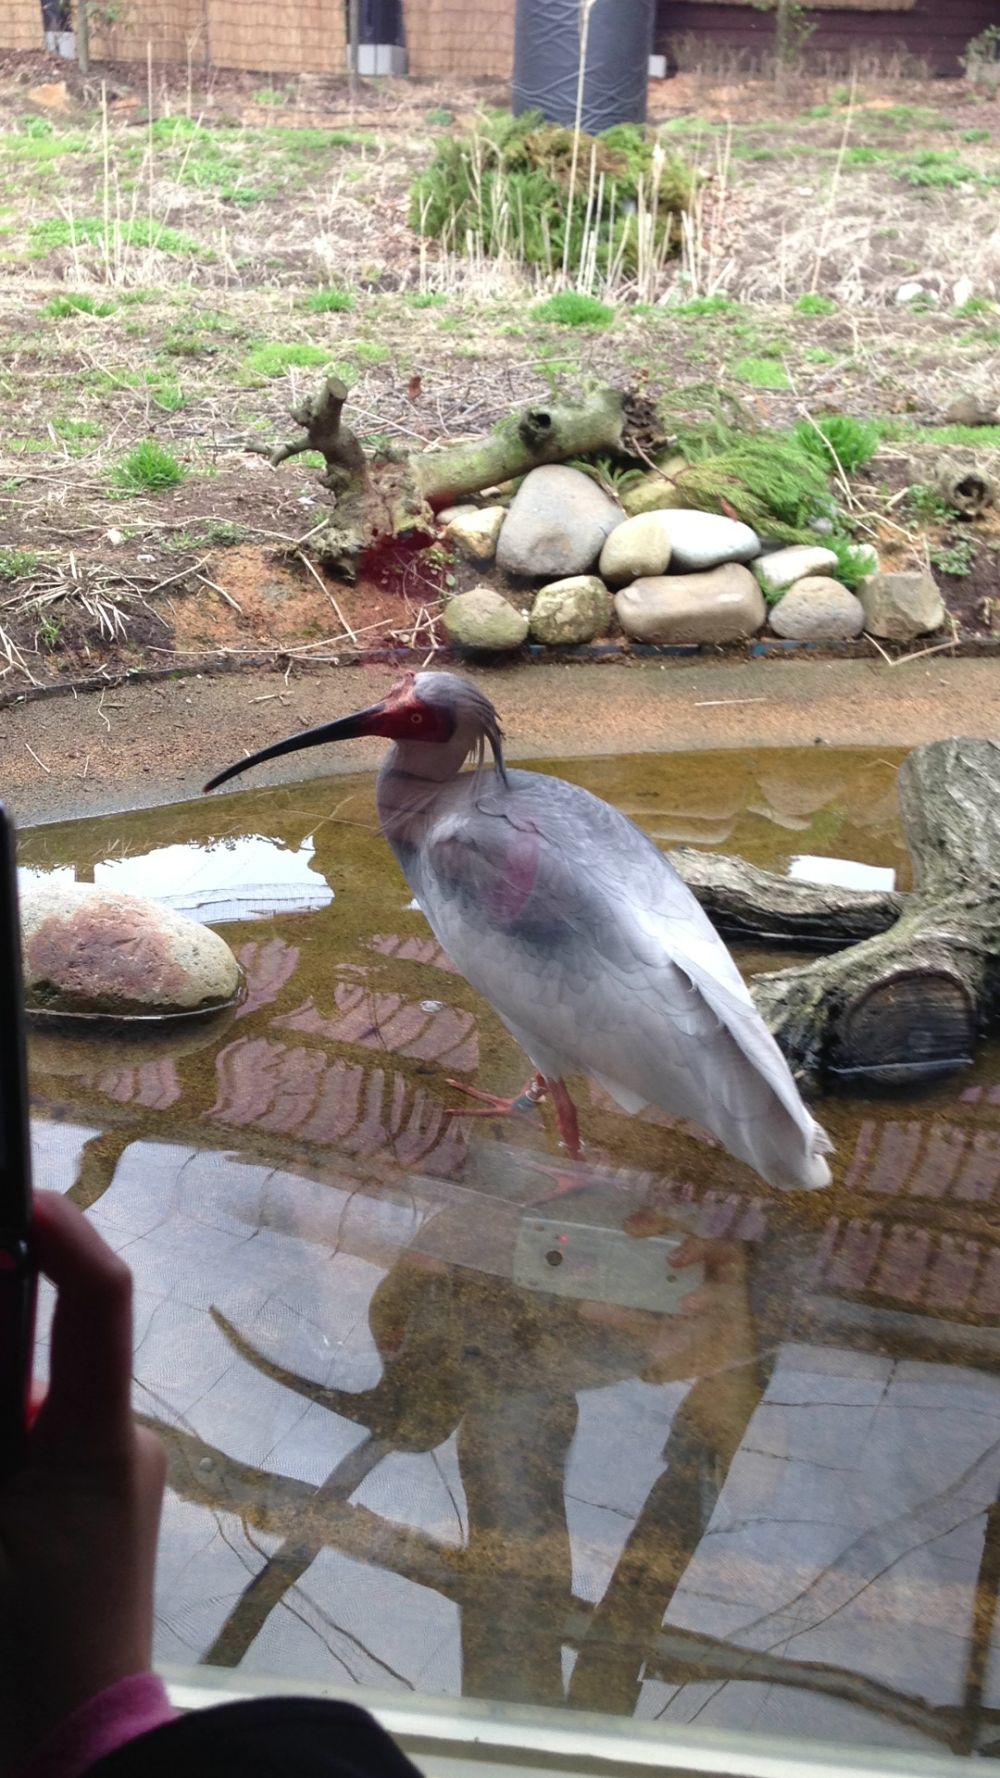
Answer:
[411,386,626,509]
[675,739,1000,1089]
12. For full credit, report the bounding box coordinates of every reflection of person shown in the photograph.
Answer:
[0,1193,420,1778]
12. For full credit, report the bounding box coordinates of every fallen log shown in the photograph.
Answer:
[676,738,1000,1089]
[250,378,627,578]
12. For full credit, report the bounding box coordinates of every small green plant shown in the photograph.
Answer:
[674,294,739,317]
[962,127,991,143]
[351,340,391,363]
[791,414,880,475]
[303,288,355,313]
[793,293,837,317]
[112,441,185,494]
[35,611,63,649]
[0,547,40,580]
[954,295,994,318]
[898,150,978,190]
[907,481,957,521]
[149,379,185,413]
[930,533,976,576]
[254,87,288,106]
[533,292,615,328]
[841,146,891,168]
[42,292,117,319]
[30,216,206,256]
[825,534,873,592]
[426,108,454,127]
[406,291,448,308]
[245,341,332,378]
[733,356,790,391]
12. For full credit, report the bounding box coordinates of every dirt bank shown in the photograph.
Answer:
[2,656,993,828]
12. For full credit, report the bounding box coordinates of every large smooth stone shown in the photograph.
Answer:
[753,544,838,596]
[440,504,506,562]
[615,565,765,644]
[658,508,760,570]
[21,883,241,1016]
[856,569,945,641]
[496,465,622,578]
[768,576,865,640]
[442,586,528,651]
[529,575,611,645]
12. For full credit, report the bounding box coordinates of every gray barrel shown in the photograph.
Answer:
[512,0,654,134]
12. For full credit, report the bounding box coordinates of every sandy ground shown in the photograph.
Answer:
[2,656,991,828]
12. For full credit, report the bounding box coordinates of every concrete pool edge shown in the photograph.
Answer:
[2,656,995,827]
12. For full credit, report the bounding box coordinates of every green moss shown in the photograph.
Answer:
[111,440,185,493]
[533,292,615,328]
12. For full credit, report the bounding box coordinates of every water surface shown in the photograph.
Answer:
[22,747,1000,1755]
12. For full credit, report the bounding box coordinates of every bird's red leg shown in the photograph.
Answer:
[549,1079,583,1160]
[444,1072,547,1121]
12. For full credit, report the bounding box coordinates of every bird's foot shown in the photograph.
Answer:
[444,1073,547,1122]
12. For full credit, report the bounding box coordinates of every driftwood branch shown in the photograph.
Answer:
[674,739,1000,1089]
[247,376,367,495]
[411,387,626,509]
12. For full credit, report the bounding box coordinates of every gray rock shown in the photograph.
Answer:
[440,504,506,563]
[20,883,241,1017]
[599,511,674,586]
[856,569,945,641]
[768,576,865,640]
[615,564,766,645]
[496,466,622,578]
[529,575,612,645]
[754,545,838,596]
[657,508,761,570]
[442,586,528,652]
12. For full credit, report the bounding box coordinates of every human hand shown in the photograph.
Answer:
[0,1192,166,1770]
[576,1229,755,1385]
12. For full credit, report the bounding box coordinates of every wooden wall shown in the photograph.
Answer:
[657,0,1000,76]
[2,0,44,51]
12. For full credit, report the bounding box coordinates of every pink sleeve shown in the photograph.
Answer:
[16,1672,178,1778]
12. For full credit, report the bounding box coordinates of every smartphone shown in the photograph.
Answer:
[0,805,35,1481]
[513,1211,703,1315]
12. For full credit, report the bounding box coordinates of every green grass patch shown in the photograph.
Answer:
[42,292,117,319]
[674,294,739,317]
[898,149,978,189]
[841,146,892,168]
[303,287,355,313]
[30,215,207,256]
[254,87,288,106]
[245,341,333,377]
[791,414,880,475]
[733,356,791,391]
[351,340,391,363]
[405,291,449,308]
[884,419,1000,450]
[413,109,693,278]
[793,293,837,317]
[533,291,615,328]
[962,128,990,144]
[111,440,185,493]
[0,126,88,163]
[426,108,454,127]
[0,547,40,580]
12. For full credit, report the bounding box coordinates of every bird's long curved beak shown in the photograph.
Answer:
[203,700,388,794]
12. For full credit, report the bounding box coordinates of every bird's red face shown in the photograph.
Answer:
[361,673,456,744]
[203,672,454,794]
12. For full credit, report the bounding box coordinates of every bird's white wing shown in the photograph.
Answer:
[403,770,830,1192]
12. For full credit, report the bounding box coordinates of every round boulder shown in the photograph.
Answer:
[768,576,865,640]
[496,466,622,579]
[529,575,611,645]
[856,569,944,642]
[753,545,838,597]
[615,565,766,645]
[21,883,241,1017]
[442,587,528,652]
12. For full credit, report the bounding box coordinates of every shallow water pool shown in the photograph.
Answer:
[21,745,1000,1756]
